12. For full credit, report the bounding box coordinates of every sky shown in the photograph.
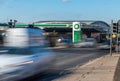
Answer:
[0,0,120,24]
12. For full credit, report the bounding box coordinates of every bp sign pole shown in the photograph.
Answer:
[72,22,82,43]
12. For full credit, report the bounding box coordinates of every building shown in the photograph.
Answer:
[36,20,110,42]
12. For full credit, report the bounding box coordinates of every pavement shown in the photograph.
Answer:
[53,53,120,81]
[113,54,120,81]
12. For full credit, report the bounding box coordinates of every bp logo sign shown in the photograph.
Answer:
[72,22,82,43]
[74,24,80,29]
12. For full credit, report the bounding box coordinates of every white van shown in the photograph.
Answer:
[4,27,45,47]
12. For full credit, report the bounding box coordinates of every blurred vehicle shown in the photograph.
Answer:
[74,38,96,48]
[0,27,55,81]
[61,39,72,44]
[97,40,115,50]
[57,38,73,47]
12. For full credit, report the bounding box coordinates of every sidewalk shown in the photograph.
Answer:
[53,53,120,81]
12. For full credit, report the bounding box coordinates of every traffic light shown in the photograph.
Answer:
[113,23,118,33]
[117,20,120,33]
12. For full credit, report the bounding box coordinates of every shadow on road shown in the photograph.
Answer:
[19,48,110,81]
[18,69,73,81]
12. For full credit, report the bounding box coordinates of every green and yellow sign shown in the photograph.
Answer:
[72,22,82,43]
[74,24,80,29]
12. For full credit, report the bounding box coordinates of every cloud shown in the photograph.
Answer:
[62,0,70,3]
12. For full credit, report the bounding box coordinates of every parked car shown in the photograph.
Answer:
[74,38,96,48]
[0,27,55,81]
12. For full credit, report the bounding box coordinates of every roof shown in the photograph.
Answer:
[44,27,104,33]
[36,20,109,33]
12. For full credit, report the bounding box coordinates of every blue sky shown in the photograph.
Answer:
[0,0,120,24]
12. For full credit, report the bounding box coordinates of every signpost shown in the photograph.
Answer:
[72,22,82,43]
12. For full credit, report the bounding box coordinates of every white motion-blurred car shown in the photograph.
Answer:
[74,38,96,48]
[97,40,115,50]
[0,27,55,81]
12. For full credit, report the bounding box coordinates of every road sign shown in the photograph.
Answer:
[72,22,82,43]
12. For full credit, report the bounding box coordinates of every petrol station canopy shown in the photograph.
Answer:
[0,20,110,33]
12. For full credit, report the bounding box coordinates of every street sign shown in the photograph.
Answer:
[72,22,82,43]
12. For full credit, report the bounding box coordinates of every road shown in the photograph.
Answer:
[20,47,109,81]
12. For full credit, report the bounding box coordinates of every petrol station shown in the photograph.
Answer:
[0,20,110,46]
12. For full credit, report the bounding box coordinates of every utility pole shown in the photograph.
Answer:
[110,20,113,56]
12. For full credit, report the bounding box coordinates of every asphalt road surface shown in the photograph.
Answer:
[20,47,109,81]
